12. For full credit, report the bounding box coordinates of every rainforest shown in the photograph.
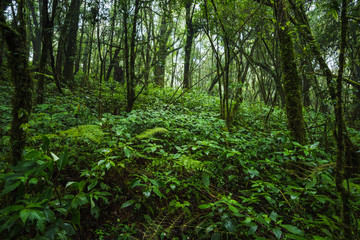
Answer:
[0,0,360,239]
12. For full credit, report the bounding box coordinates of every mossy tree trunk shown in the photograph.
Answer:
[154,0,173,88]
[274,0,307,145]
[0,0,33,165]
[335,0,352,237]
[288,0,360,174]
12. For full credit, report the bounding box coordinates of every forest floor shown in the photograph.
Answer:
[1,81,360,239]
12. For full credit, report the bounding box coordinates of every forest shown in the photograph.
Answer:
[0,0,360,239]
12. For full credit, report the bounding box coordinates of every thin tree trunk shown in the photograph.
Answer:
[183,0,194,89]
[27,0,41,66]
[74,0,86,75]
[36,0,58,104]
[127,0,140,112]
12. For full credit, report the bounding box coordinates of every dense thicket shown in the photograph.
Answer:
[0,0,359,239]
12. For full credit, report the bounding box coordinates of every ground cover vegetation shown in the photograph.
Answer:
[0,0,360,239]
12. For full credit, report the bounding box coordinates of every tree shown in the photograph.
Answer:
[26,0,41,66]
[153,0,174,87]
[289,0,360,172]
[56,0,81,88]
[0,0,33,165]
[36,0,59,104]
[334,0,352,237]
[183,0,195,89]
[273,0,307,145]
[123,0,141,112]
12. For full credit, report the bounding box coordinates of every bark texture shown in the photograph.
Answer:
[334,0,352,237]
[1,0,33,165]
[275,0,307,145]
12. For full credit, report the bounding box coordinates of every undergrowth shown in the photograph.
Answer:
[0,82,359,239]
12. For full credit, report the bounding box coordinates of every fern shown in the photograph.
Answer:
[136,127,169,140]
[59,125,105,143]
[175,155,208,173]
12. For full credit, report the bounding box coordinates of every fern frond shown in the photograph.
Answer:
[174,155,208,173]
[59,125,106,143]
[136,127,169,140]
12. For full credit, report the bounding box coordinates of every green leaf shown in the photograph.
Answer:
[87,179,98,191]
[314,195,334,204]
[149,179,159,188]
[37,218,46,232]
[330,9,338,21]
[281,224,304,236]
[19,209,31,224]
[153,187,166,199]
[273,227,282,239]
[1,205,24,214]
[199,203,212,209]
[57,149,69,171]
[28,210,46,229]
[121,200,135,209]
[124,147,131,158]
[41,135,50,152]
[91,205,100,218]
[72,194,88,208]
[248,223,258,234]
[228,205,239,214]
[224,219,235,232]
[29,178,38,185]
[270,211,278,222]
[65,182,76,188]
[1,181,21,195]
[71,209,81,226]
[202,174,210,188]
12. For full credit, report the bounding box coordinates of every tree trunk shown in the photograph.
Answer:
[127,0,140,112]
[74,0,86,75]
[275,0,307,145]
[36,0,58,104]
[334,0,352,237]
[105,0,117,81]
[289,0,360,172]
[63,0,81,88]
[1,0,33,165]
[183,0,194,89]
[154,0,173,88]
[27,0,41,66]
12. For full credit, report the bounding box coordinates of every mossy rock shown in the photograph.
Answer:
[135,127,169,140]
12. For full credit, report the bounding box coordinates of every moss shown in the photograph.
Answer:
[276,0,307,145]
[135,127,169,140]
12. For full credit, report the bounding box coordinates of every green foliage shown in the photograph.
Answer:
[135,127,169,140]
[0,85,359,239]
[59,125,106,143]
